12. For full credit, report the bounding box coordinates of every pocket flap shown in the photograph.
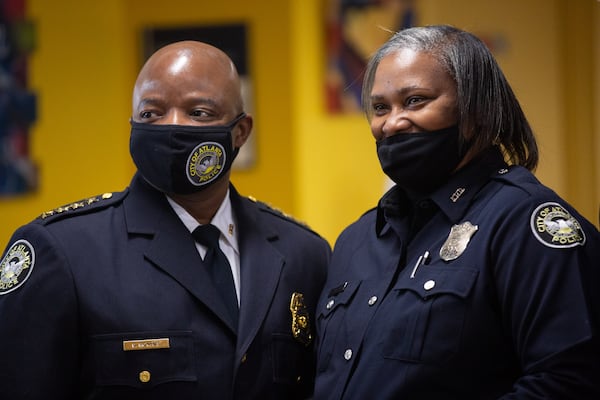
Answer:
[395,267,478,299]
[89,330,196,388]
[319,280,361,318]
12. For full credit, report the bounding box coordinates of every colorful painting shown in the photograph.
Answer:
[0,0,37,195]
[325,0,415,114]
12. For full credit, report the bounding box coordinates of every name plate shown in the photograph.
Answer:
[123,338,170,351]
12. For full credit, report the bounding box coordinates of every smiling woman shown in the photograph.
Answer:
[314,24,600,400]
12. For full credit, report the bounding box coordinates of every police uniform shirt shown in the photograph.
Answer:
[167,191,241,302]
[0,174,330,399]
[314,147,600,400]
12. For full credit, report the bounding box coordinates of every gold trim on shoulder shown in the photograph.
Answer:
[40,193,114,219]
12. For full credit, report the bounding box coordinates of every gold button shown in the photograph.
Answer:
[241,353,248,363]
[139,370,151,383]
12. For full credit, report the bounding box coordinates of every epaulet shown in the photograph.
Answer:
[36,190,127,225]
[491,165,541,194]
[247,195,315,232]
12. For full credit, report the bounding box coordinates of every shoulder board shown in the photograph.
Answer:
[491,165,542,194]
[36,190,127,225]
[247,195,315,232]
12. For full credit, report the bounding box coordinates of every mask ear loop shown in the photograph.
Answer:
[228,113,247,158]
[227,112,247,129]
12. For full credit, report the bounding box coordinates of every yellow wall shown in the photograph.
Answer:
[1,0,598,249]
[1,1,134,247]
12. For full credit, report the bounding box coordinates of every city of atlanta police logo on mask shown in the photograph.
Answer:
[187,141,226,186]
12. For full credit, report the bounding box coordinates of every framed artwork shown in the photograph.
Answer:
[0,0,37,195]
[324,0,415,114]
[143,24,256,170]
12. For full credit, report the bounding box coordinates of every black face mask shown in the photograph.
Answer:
[130,113,245,195]
[376,125,467,195]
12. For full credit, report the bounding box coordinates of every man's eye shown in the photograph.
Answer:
[139,111,153,119]
[190,110,208,117]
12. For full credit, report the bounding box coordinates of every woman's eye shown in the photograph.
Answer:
[372,103,387,114]
[406,96,425,106]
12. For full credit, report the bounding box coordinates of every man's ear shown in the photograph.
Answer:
[233,114,253,148]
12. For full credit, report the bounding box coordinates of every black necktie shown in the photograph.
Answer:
[192,224,239,327]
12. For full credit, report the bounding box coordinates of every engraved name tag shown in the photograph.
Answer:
[123,338,170,351]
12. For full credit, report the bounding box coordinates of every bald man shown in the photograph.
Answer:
[0,41,330,399]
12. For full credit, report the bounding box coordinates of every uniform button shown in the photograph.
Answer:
[241,353,248,363]
[424,280,436,290]
[368,296,378,306]
[139,370,151,383]
[326,299,335,309]
[344,349,353,360]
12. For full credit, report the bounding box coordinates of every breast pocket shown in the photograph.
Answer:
[382,266,478,364]
[316,280,361,371]
[89,330,196,388]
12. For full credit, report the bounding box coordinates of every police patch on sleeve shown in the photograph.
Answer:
[530,202,586,248]
[0,239,36,295]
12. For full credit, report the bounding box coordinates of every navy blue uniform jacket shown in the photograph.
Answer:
[314,149,600,399]
[0,174,330,399]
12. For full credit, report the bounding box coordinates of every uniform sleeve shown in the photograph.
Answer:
[0,223,80,399]
[490,198,600,399]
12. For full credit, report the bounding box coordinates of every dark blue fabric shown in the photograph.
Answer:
[0,174,330,399]
[193,224,239,329]
[314,148,600,400]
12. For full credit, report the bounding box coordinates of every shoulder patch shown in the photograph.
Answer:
[0,239,35,295]
[37,192,123,224]
[530,202,586,248]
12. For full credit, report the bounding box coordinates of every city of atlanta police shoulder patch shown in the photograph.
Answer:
[530,202,586,248]
[0,239,36,295]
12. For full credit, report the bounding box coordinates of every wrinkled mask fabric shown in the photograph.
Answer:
[130,113,245,194]
[376,125,465,195]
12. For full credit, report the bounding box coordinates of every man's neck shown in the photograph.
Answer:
[168,177,230,225]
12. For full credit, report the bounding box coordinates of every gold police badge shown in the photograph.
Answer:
[440,221,479,261]
[0,239,36,295]
[530,202,585,248]
[290,292,312,346]
[187,142,226,186]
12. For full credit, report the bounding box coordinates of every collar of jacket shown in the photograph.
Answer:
[376,146,508,236]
